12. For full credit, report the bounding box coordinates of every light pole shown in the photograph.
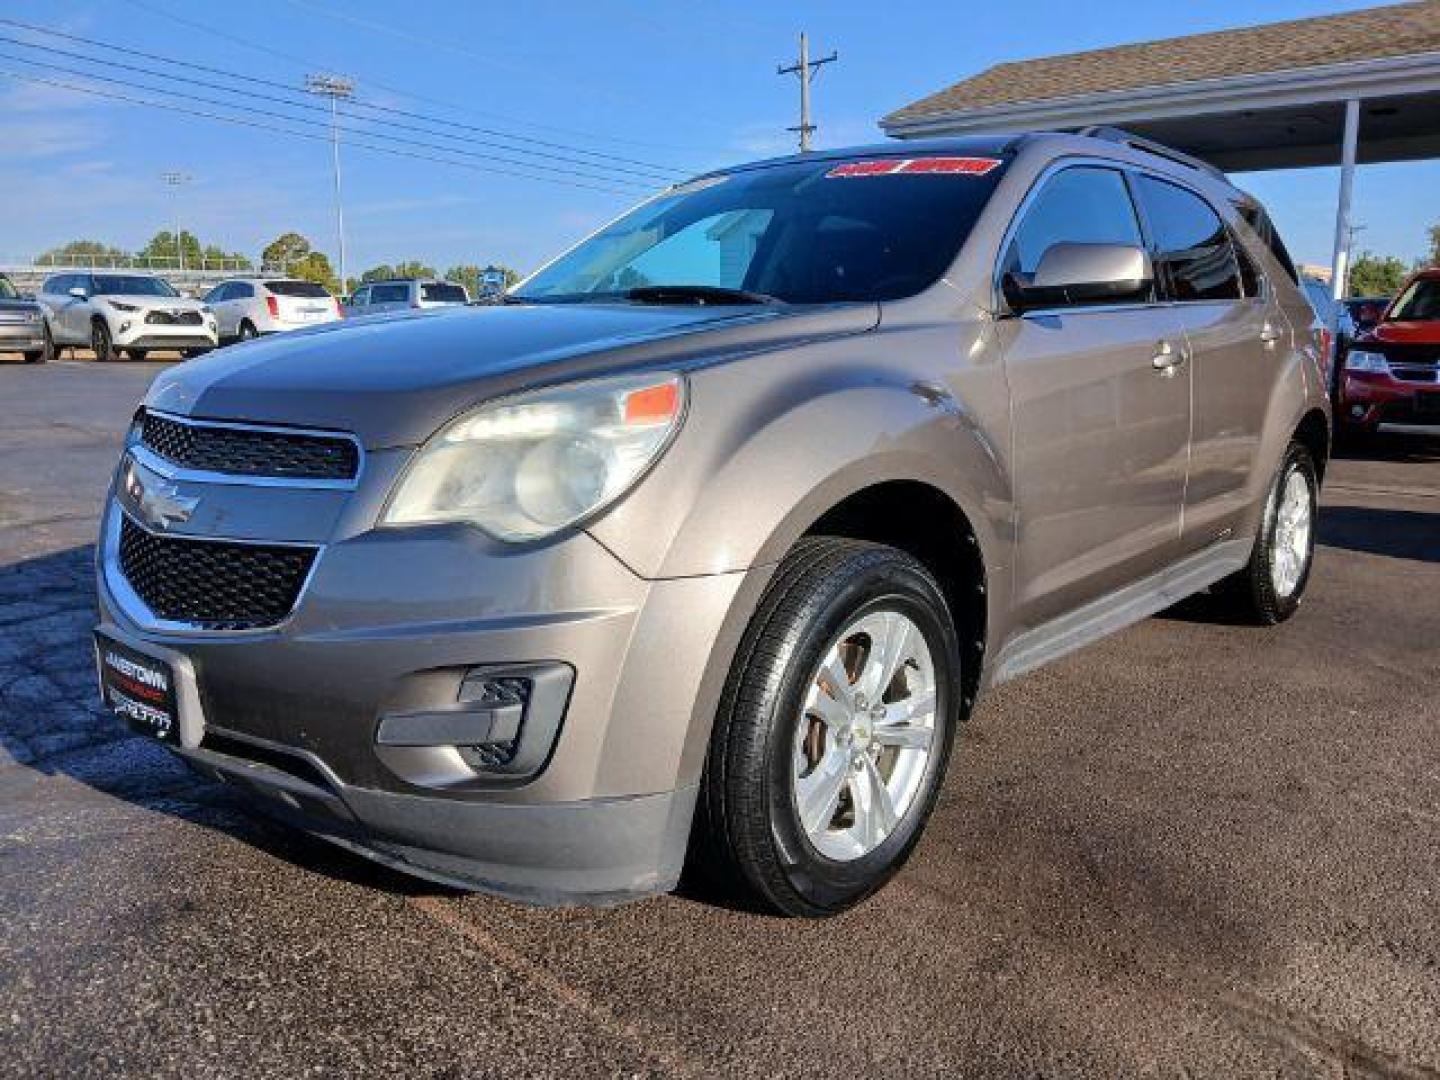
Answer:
[161,171,191,272]
[306,74,355,292]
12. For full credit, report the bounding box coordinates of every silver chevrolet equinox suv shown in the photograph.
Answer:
[95,130,1331,916]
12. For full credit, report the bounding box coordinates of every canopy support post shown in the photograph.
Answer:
[1330,98,1361,305]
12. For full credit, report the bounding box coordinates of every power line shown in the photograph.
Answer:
[0,49,656,192]
[102,4,710,158]
[0,69,643,197]
[0,30,677,183]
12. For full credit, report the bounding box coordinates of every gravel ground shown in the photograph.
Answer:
[1,358,1437,1078]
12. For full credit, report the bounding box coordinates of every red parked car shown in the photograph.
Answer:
[1340,267,1440,433]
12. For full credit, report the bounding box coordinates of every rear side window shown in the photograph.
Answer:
[421,283,468,303]
[266,280,329,298]
[232,283,255,299]
[371,284,410,303]
[1237,203,1299,284]
[1003,166,1145,283]
[1135,176,1242,302]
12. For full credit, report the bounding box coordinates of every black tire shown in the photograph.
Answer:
[1212,442,1318,625]
[697,537,961,917]
[237,320,258,342]
[23,324,51,364]
[90,318,117,362]
[124,349,148,361]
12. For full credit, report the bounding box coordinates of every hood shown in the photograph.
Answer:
[1363,320,1440,346]
[146,301,878,447]
[99,293,208,312]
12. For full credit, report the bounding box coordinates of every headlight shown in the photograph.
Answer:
[108,300,140,313]
[1346,349,1390,374]
[383,372,685,542]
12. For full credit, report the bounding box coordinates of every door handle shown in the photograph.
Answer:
[1151,340,1185,376]
[1260,322,1282,349]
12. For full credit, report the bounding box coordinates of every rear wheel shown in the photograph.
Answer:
[697,537,961,917]
[1213,442,1318,625]
[237,320,258,342]
[90,318,117,362]
[124,349,148,361]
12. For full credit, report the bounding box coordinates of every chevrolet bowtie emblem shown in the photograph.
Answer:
[125,460,199,530]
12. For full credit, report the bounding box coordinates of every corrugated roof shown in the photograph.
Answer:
[884,1,1440,126]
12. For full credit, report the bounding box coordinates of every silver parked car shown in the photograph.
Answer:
[0,273,50,363]
[94,131,1330,916]
[345,277,469,316]
[203,278,343,342]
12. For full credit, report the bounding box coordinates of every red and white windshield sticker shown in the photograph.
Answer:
[826,157,1002,178]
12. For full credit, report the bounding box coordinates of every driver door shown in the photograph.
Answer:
[996,164,1193,629]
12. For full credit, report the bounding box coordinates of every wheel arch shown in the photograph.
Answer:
[1293,407,1331,483]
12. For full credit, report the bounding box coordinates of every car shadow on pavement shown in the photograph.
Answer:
[1334,430,1440,464]
[1316,505,1439,564]
[0,543,452,899]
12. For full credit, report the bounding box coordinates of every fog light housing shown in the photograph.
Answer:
[1350,404,1366,419]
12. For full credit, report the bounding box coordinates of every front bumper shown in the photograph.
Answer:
[1342,372,1440,427]
[96,491,754,903]
[111,319,217,348]
[0,321,44,350]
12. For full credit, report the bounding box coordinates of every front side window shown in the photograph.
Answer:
[1387,278,1440,322]
[515,154,1010,305]
[91,275,180,298]
[1002,166,1145,286]
[1135,176,1242,302]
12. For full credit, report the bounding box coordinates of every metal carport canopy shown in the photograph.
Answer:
[880,0,1440,299]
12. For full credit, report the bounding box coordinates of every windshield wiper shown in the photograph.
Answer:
[625,285,781,306]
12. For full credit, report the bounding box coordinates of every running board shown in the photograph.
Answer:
[989,537,1253,687]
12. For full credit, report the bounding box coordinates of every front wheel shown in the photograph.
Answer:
[697,537,961,917]
[124,349,148,361]
[1213,442,1318,624]
[90,319,117,362]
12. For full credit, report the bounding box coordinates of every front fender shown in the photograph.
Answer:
[587,334,1013,584]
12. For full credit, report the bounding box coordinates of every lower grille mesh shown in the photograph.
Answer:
[118,515,317,629]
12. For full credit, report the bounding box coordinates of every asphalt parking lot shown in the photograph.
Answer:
[1,357,1437,1078]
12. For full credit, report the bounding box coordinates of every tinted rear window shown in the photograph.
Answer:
[266,280,330,298]
[421,283,468,303]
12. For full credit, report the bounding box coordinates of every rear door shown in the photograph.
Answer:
[1132,175,1277,548]
[997,163,1193,628]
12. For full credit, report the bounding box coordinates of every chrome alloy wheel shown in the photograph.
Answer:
[1271,469,1313,598]
[792,610,938,862]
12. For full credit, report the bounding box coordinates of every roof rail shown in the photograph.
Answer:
[1075,126,1227,181]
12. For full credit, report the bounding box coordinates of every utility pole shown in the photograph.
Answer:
[306,73,354,291]
[161,171,191,272]
[777,32,838,153]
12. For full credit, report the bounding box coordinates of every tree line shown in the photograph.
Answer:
[41,232,520,298]
[1347,222,1440,297]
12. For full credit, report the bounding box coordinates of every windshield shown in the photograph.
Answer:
[514,154,1010,305]
[1387,278,1440,322]
[0,277,17,301]
[93,275,179,298]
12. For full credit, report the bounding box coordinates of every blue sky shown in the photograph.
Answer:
[1,0,1435,277]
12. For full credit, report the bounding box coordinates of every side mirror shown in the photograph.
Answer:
[1004,243,1152,313]
[68,286,89,300]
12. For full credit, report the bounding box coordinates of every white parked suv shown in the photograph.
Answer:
[203,278,343,342]
[38,272,217,361]
[345,278,469,317]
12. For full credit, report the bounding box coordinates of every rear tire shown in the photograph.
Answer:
[1212,442,1318,625]
[124,349,147,361]
[237,320,258,342]
[697,537,961,917]
[90,318,117,362]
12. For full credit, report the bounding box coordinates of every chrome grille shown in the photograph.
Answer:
[140,411,360,482]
